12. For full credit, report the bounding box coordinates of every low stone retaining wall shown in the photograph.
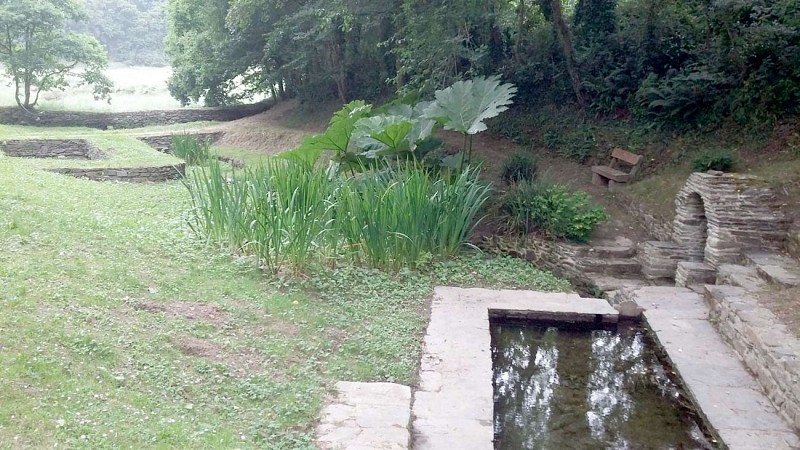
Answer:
[482,235,586,281]
[0,103,270,129]
[1,139,105,160]
[138,132,225,153]
[49,164,185,182]
[705,285,800,432]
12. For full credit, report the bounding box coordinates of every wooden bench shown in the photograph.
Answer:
[591,148,643,192]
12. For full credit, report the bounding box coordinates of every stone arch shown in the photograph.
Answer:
[673,191,710,262]
[671,172,789,268]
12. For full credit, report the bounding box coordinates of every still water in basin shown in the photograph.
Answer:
[492,322,714,449]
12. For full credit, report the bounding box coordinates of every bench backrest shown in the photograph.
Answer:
[610,148,643,166]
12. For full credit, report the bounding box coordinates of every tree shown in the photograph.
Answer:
[0,0,112,110]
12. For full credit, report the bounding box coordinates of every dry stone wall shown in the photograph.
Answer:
[50,164,185,182]
[138,132,225,153]
[0,103,270,129]
[1,139,105,160]
[673,172,789,267]
[705,285,800,432]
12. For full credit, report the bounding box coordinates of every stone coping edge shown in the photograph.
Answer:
[705,284,800,432]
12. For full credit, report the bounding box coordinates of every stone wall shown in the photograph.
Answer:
[673,172,789,268]
[705,285,800,432]
[0,103,270,129]
[49,164,185,182]
[138,132,225,153]
[1,139,105,160]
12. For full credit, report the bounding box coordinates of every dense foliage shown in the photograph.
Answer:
[76,0,167,66]
[186,160,490,273]
[165,0,800,126]
[0,0,111,109]
[501,181,607,242]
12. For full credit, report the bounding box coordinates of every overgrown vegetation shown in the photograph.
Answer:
[690,149,737,173]
[501,149,538,184]
[171,134,212,165]
[165,0,799,129]
[186,159,490,273]
[501,181,607,242]
[0,152,570,447]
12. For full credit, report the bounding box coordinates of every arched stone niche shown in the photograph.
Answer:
[672,172,789,268]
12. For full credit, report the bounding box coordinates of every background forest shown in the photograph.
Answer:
[163,0,800,128]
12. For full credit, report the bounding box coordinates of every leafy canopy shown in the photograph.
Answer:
[0,0,112,109]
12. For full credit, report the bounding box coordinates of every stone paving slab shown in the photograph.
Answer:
[316,382,411,450]
[744,251,800,287]
[412,287,617,450]
[624,286,800,450]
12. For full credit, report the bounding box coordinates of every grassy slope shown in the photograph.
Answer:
[0,139,569,447]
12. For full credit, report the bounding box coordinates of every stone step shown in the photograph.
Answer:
[717,264,767,292]
[585,273,649,293]
[743,251,800,288]
[675,261,717,288]
[581,258,642,276]
[580,245,637,259]
[315,382,411,450]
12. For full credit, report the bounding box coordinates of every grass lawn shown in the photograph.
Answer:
[0,143,570,447]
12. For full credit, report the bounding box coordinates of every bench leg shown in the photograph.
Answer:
[608,180,618,192]
[592,173,608,187]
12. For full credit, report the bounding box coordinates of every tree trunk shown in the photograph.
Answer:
[550,0,586,114]
[514,0,526,64]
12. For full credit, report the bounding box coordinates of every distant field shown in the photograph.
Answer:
[0,65,185,113]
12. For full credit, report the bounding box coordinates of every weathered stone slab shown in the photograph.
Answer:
[316,381,411,450]
[744,251,800,288]
[624,286,800,449]
[413,287,618,450]
[675,261,717,287]
[717,264,767,292]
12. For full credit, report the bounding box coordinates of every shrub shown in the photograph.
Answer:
[690,149,737,172]
[171,134,212,165]
[543,129,561,149]
[501,150,537,184]
[559,127,596,163]
[500,182,607,242]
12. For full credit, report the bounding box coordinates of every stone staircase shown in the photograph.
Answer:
[716,251,800,293]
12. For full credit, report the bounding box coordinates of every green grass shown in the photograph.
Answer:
[0,146,571,447]
[0,121,220,140]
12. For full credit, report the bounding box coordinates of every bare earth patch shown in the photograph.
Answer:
[755,286,800,339]
[134,301,230,327]
[174,336,268,378]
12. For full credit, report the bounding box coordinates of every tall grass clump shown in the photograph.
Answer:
[172,134,212,165]
[185,160,491,272]
[336,167,491,268]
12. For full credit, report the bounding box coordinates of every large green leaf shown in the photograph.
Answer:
[279,101,373,166]
[423,76,517,135]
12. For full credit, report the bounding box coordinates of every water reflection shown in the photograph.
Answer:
[492,323,711,450]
